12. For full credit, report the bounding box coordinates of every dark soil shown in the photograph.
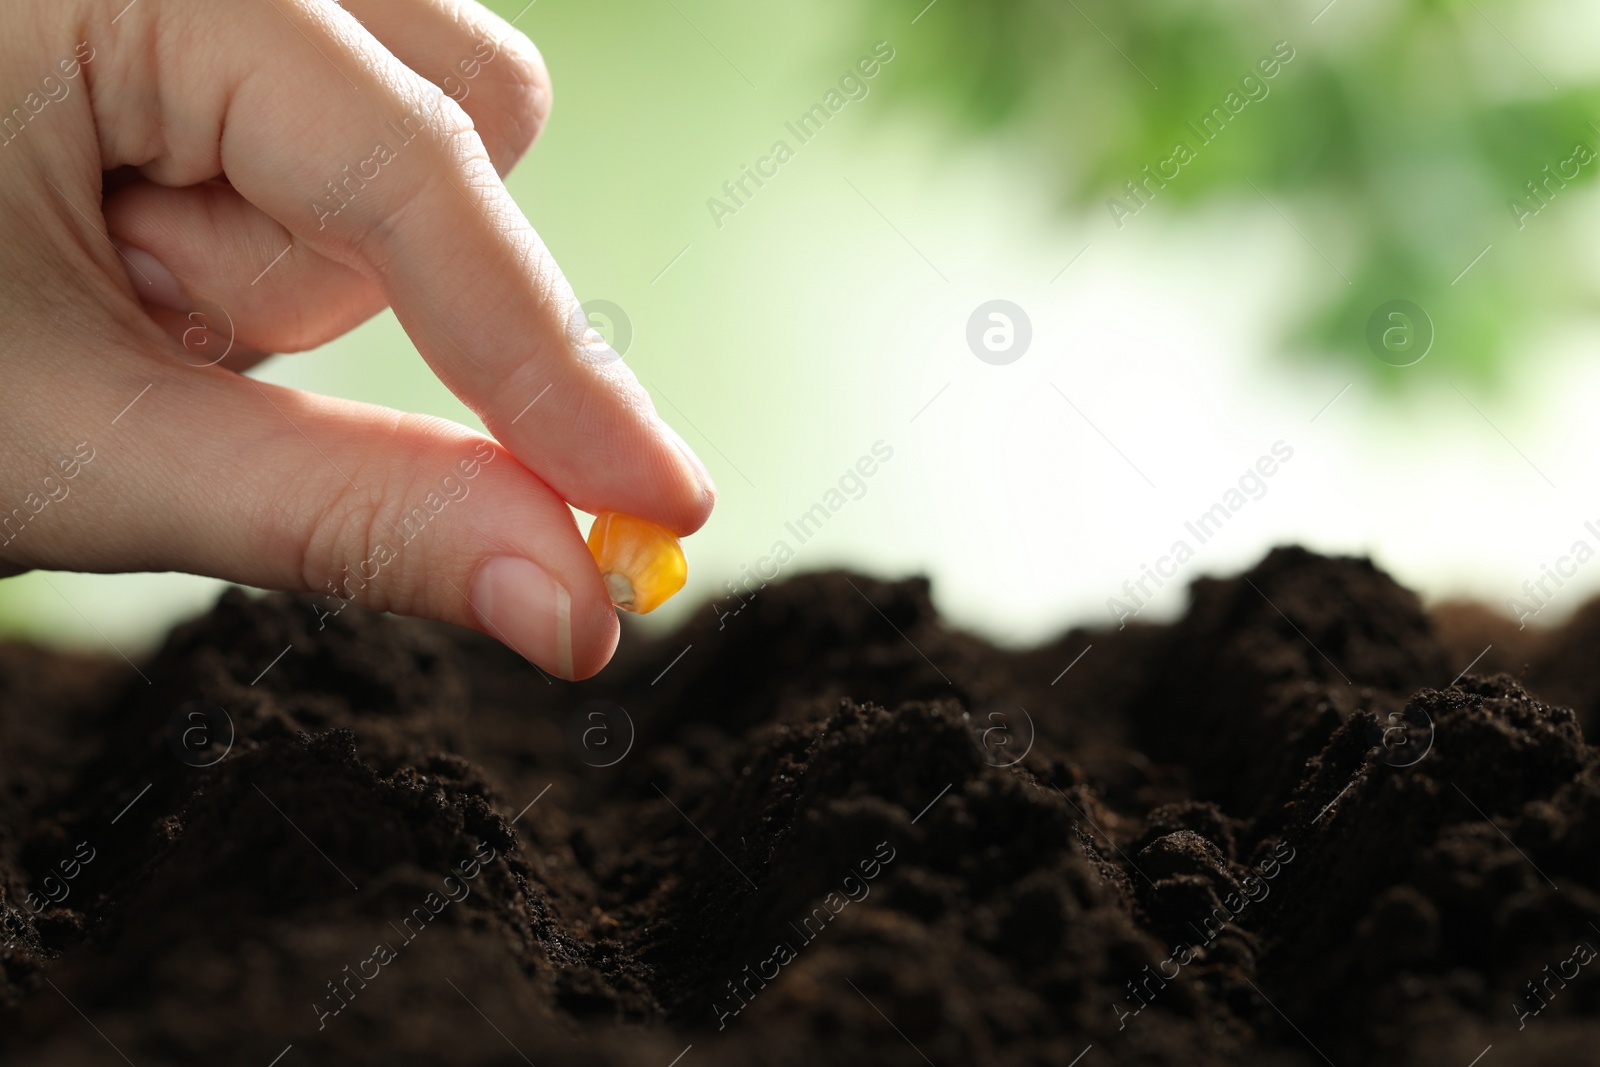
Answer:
[1,546,1597,1066]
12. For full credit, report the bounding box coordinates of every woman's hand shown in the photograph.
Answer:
[0,0,714,680]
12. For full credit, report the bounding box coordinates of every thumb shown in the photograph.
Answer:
[15,361,619,681]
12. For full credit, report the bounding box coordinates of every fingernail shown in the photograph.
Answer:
[470,556,576,680]
[663,422,717,503]
[114,243,187,311]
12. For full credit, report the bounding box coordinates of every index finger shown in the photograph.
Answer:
[124,0,716,535]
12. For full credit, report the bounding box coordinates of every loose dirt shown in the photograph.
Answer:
[0,546,1595,1066]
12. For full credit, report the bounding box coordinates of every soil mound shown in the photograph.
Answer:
[0,547,1595,1066]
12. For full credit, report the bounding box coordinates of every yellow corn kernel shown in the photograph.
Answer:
[586,511,687,614]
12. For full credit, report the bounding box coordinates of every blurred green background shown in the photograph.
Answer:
[861,0,1600,383]
[7,0,1600,655]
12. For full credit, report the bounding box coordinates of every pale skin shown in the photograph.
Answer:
[0,0,715,680]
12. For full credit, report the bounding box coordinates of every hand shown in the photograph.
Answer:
[0,0,715,680]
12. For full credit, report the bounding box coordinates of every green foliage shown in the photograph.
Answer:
[857,0,1600,384]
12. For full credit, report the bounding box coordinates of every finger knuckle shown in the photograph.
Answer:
[298,460,415,618]
[410,92,492,178]
[297,417,484,621]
